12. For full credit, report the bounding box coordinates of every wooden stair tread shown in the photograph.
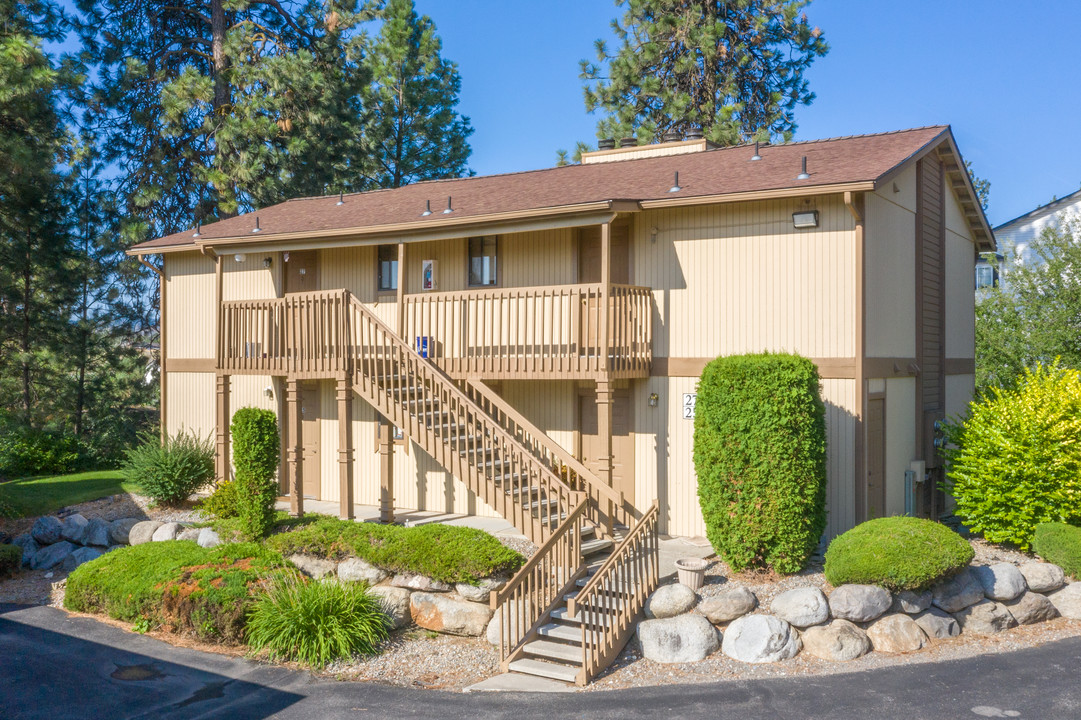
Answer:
[523,639,583,664]
[507,658,579,684]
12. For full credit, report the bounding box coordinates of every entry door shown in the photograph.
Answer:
[300,381,321,499]
[285,250,319,294]
[578,388,635,506]
[866,397,886,519]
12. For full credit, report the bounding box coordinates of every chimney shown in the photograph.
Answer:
[619,136,637,148]
[597,138,616,150]
[662,130,682,143]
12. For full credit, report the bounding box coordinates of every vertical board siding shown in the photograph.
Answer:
[165,252,216,359]
[884,377,916,517]
[945,229,976,359]
[223,254,280,302]
[165,372,216,439]
[865,192,917,358]
[918,156,945,412]
[821,379,857,539]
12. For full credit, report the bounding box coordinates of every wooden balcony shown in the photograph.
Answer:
[218,284,653,380]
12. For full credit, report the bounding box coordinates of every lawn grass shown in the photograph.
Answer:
[0,470,142,518]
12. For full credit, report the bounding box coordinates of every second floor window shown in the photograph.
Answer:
[378,245,397,292]
[468,236,498,287]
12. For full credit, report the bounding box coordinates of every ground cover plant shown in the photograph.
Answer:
[0,471,140,518]
[824,516,974,591]
[1032,522,1081,579]
[65,541,291,642]
[265,515,524,583]
[200,480,240,519]
[693,352,827,573]
[247,574,391,667]
[231,408,280,539]
[122,430,214,506]
[943,363,1081,549]
[0,544,20,577]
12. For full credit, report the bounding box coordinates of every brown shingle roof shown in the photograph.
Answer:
[131,125,951,253]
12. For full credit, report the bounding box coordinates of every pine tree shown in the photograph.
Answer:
[581,0,828,145]
[362,0,473,188]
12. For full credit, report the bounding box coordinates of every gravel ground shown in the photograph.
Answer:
[324,630,500,689]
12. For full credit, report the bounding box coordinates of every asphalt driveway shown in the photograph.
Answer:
[3,603,1080,720]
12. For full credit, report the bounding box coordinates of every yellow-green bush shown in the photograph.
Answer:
[943,363,1081,549]
[1032,523,1081,579]
[231,408,280,540]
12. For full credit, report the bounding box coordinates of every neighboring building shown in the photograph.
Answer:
[993,186,1081,266]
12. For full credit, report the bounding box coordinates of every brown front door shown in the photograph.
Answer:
[300,381,321,499]
[866,397,886,519]
[579,387,635,506]
[285,250,319,294]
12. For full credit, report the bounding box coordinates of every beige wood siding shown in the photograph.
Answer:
[631,197,855,360]
[945,230,976,360]
[945,374,975,419]
[821,379,857,538]
[866,185,917,358]
[164,252,216,359]
[222,253,280,301]
[883,377,917,517]
[165,372,215,439]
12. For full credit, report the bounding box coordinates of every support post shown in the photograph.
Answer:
[286,378,304,517]
[596,379,614,489]
[379,416,395,523]
[396,241,406,338]
[600,222,612,373]
[215,374,230,484]
[337,375,354,520]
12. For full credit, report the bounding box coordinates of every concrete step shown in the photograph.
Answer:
[564,590,624,610]
[550,606,615,626]
[581,538,614,557]
[523,639,583,664]
[536,622,582,643]
[575,575,635,593]
[507,658,579,684]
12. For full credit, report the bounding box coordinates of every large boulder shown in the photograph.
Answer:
[108,518,140,545]
[1046,583,1081,620]
[637,614,720,663]
[931,568,985,613]
[955,599,1018,635]
[370,586,411,629]
[31,516,63,545]
[151,522,182,542]
[971,563,1027,602]
[339,558,389,586]
[829,584,892,623]
[486,600,524,647]
[866,614,929,653]
[800,619,871,662]
[197,528,222,549]
[1004,591,1059,625]
[287,553,337,579]
[699,587,758,624]
[392,573,452,592]
[83,518,111,548]
[721,614,801,663]
[60,514,89,544]
[892,590,933,615]
[455,576,507,603]
[30,540,76,571]
[12,534,39,568]
[127,521,162,546]
[770,587,829,628]
[913,607,961,639]
[1019,562,1066,594]
[645,583,699,619]
[176,527,201,542]
[410,592,492,636]
[61,546,103,572]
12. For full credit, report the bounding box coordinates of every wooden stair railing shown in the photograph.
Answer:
[346,296,583,543]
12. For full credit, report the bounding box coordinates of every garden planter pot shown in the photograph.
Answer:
[675,557,709,591]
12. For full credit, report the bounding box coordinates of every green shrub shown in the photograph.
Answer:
[122,430,214,506]
[231,408,280,540]
[0,544,21,577]
[693,352,827,573]
[824,517,974,591]
[266,516,524,583]
[247,575,390,667]
[1032,522,1081,579]
[200,480,240,519]
[943,363,1081,549]
[65,541,290,642]
[0,428,95,479]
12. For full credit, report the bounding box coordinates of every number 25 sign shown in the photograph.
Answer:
[682,393,697,419]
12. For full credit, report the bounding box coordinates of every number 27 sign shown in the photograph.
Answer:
[682,393,697,419]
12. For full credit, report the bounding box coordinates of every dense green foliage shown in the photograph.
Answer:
[693,353,827,573]
[65,541,290,642]
[977,221,1081,394]
[231,408,281,540]
[1032,523,1081,580]
[247,575,390,666]
[0,428,96,478]
[201,480,240,520]
[580,0,827,145]
[266,516,524,583]
[824,517,974,591]
[0,544,21,577]
[943,363,1081,549]
[0,471,139,518]
[122,430,214,506]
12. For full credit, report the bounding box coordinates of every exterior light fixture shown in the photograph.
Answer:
[648,392,659,407]
[234,253,246,263]
[283,251,290,263]
[796,156,810,180]
[264,385,274,398]
[792,211,819,229]
[668,172,681,193]
[263,257,272,268]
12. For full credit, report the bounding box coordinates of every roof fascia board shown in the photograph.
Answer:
[872,127,951,189]
[638,181,875,210]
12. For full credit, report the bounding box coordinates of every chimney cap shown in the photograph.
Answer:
[619,136,637,148]
[685,127,704,140]
[662,130,682,143]
[597,138,616,150]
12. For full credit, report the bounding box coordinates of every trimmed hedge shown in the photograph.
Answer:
[231,408,280,540]
[266,516,524,583]
[693,352,827,573]
[943,363,1081,549]
[824,517,974,591]
[1032,522,1081,579]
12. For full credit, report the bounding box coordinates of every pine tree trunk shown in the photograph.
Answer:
[211,0,237,218]
[20,259,32,424]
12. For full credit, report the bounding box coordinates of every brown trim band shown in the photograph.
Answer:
[864,357,919,378]
[167,358,216,373]
[652,357,857,379]
[944,358,975,375]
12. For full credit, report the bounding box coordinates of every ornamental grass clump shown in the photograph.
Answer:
[693,352,827,574]
[122,430,214,506]
[943,363,1081,549]
[246,575,390,667]
[824,516,974,591]
[231,408,280,540]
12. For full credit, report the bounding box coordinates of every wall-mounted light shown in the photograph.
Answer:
[283,251,290,263]
[650,227,659,242]
[648,392,659,408]
[264,385,274,398]
[263,257,272,268]
[792,211,819,229]
[234,253,246,263]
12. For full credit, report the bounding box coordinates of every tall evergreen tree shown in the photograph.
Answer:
[581,0,828,145]
[362,0,473,188]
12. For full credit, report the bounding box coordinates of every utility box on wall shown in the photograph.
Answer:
[421,259,437,291]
